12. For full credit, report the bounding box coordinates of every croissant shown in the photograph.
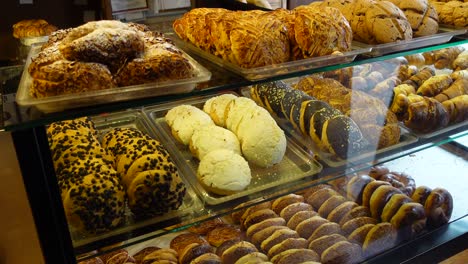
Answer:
[451,70,468,81]
[452,50,468,71]
[442,95,468,123]
[369,76,401,103]
[433,46,465,69]
[251,81,368,159]
[416,74,453,97]
[434,79,468,102]
[403,66,435,88]
[403,94,450,132]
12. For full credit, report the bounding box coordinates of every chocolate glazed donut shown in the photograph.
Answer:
[424,188,454,228]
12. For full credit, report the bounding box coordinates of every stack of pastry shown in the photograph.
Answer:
[320,0,413,44]
[102,127,186,218]
[429,0,468,27]
[251,81,369,159]
[173,5,352,67]
[13,19,57,39]
[28,20,195,98]
[165,103,252,196]
[47,117,125,233]
[295,75,401,149]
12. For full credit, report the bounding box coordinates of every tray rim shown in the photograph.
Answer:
[141,93,324,205]
[169,33,372,81]
[15,43,212,111]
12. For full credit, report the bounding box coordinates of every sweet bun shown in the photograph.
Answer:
[295,216,328,239]
[305,188,340,211]
[190,253,222,264]
[369,185,403,220]
[339,206,371,226]
[362,223,397,258]
[271,194,305,214]
[170,233,209,255]
[381,193,413,222]
[341,217,378,237]
[188,217,225,235]
[307,222,342,242]
[260,228,300,253]
[206,225,242,247]
[327,201,359,224]
[280,202,313,222]
[165,105,214,145]
[347,223,376,245]
[221,241,258,264]
[308,233,347,257]
[386,0,439,37]
[189,125,241,160]
[142,248,179,263]
[318,195,348,219]
[197,149,251,196]
[321,240,363,264]
[267,237,308,259]
[242,208,278,230]
[13,19,57,38]
[179,243,213,264]
[234,252,269,264]
[203,94,238,127]
[424,188,453,228]
[287,210,318,230]
[246,217,287,239]
[270,248,320,264]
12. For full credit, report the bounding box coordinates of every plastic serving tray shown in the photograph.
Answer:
[71,110,202,248]
[142,93,323,206]
[16,44,212,113]
[354,27,468,57]
[240,86,419,168]
[169,34,371,81]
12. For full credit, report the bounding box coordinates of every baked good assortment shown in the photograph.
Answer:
[47,117,125,234]
[28,20,196,98]
[250,80,369,159]
[13,19,57,39]
[173,5,352,68]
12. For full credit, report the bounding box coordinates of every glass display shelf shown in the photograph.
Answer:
[1,38,467,132]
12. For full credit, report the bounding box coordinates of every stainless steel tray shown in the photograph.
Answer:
[169,34,371,81]
[71,110,203,248]
[142,93,323,205]
[16,44,211,113]
[354,27,467,57]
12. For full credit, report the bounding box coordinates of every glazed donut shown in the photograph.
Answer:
[307,222,342,242]
[346,174,375,204]
[305,188,340,210]
[424,188,453,228]
[327,201,359,224]
[381,193,412,222]
[362,223,397,258]
[369,185,403,220]
[411,186,432,205]
[339,206,371,226]
[368,165,390,178]
[390,202,426,241]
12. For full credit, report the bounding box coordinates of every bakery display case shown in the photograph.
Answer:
[2,2,468,264]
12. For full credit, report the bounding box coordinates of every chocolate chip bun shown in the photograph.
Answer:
[102,127,186,218]
[47,117,125,233]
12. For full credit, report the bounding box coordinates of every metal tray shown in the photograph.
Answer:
[240,86,419,167]
[354,27,467,57]
[142,93,323,205]
[16,44,211,113]
[70,110,203,248]
[400,120,468,139]
[169,34,371,81]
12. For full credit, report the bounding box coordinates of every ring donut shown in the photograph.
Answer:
[424,188,453,228]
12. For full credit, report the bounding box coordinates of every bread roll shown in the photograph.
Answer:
[387,0,439,37]
[13,19,57,38]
